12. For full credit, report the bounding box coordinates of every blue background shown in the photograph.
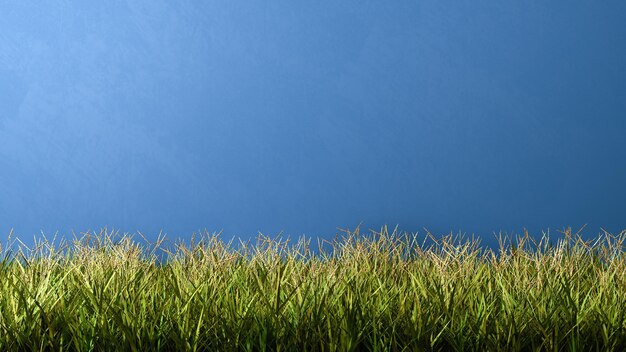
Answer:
[1,1,625,250]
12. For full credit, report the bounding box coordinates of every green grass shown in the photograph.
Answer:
[0,225,625,351]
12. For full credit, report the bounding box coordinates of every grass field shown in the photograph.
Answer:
[0,226,625,351]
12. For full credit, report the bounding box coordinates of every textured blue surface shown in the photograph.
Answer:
[1,1,625,248]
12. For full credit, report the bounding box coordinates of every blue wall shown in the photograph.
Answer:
[1,1,625,250]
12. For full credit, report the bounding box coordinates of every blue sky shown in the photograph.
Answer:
[1,1,625,249]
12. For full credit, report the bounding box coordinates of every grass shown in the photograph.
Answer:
[0,225,625,351]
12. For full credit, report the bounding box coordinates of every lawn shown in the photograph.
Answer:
[0,226,624,351]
